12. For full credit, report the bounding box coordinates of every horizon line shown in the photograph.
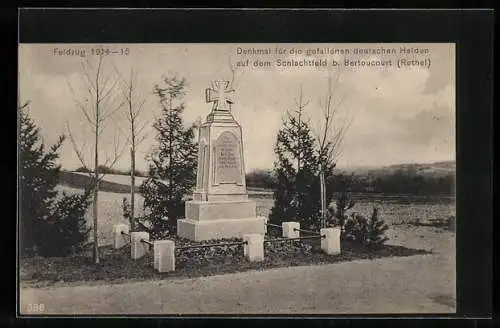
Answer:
[61,158,456,173]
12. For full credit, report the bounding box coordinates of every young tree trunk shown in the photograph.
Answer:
[120,68,149,232]
[93,126,100,264]
[319,163,326,228]
[130,146,135,231]
[167,95,173,204]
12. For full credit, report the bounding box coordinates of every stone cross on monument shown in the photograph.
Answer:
[177,79,266,241]
[205,80,235,112]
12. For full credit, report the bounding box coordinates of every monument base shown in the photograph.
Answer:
[177,217,266,241]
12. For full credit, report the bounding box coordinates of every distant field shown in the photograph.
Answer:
[59,171,140,194]
[61,171,274,196]
[57,178,455,247]
[71,172,152,186]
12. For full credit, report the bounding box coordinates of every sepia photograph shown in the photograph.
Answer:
[18,42,456,315]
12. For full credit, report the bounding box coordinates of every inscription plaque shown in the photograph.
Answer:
[215,131,242,184]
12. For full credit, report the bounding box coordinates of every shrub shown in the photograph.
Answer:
[246,169,277,189]
[365,207,389,248]
[343,206,389,249]
[328,191,355,232]
[343,213,368,246]
[122,197,147,232]
[75,166,91,173]
[37,191,92,257]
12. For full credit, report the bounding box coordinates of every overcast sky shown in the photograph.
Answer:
[19,43,455,173]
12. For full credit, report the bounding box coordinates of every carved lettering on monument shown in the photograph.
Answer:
[215,131,242,184]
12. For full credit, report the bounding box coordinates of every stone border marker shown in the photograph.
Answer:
[154,240,175,272]
[320,227,341,255]
[282,221,300,238]
[112,224,129,249]
[131,231,150,259]
[243,233,264,262]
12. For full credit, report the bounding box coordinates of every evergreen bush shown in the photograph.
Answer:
[19,102,91,257]
[139,75,198,238]
[343,206,389,249]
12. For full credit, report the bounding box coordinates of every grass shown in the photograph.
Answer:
[350,201,455,226]
[20,237,430,288]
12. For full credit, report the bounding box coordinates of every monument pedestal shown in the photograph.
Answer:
[178,198,266,241]
[178,199,265,240]
[177,80,266,241]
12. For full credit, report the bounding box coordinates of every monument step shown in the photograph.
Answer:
[177,217,266,241]
[185,199,257,221]
[193,193,248,201]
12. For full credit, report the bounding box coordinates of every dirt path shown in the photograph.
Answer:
[20,226,455,315]
[20,256,455,314]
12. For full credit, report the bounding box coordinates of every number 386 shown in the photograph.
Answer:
[27,303,44,312]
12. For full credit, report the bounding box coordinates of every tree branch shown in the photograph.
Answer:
[99,141,129,181]
[66,122,89,173]
[136,117,154,139]
[133,98,147,120]
[18,101,30,110]
[100,78,120,103]
[136,133,149,146]
[101,99,125,123]
[66,78,96,129]
[314,71,350,166]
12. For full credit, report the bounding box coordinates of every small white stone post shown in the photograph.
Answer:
[320,227,341,255]
[243,233,264,262]
[282,221,300,238]
[154,240,175,273]
[131,231,150,259]
[112,224,129,249]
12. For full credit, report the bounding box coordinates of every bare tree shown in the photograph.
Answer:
[313,71,352,228]
[315,72,351,166]
[66,54,127,264]
[116,67,152,231]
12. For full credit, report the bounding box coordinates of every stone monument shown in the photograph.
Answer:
[177,80,266,241]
